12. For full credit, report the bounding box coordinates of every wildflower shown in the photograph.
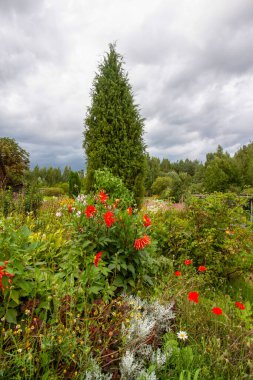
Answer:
[104,210,115,228]
[76,210,81,217]
[198,265,207,272]
[55,211,62,217]
[212,307,223,315]
[99,190,108,204]
[127,207,132,215]
[85,205,96,218]
[177,331,188,341]
[134,235,151,250]
[94,252,103,267]
[67,204,73,213]
[17,348,22,353]
[143,214,151,227]
[175,271,182,276]
[188,291,199,303]
[235,301,245,310]
[184,259,192,265]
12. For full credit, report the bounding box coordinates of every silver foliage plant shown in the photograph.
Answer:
[85,296,175,379]
[120,295,175,380]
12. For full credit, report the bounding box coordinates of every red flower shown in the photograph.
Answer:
[235,301,245,310]
[184,259,193,265]
[94,252,103,267]
[85,205,96,218]
[143,214,151,227]
[67,204,73,213]
[134,235,151,250]
[99,190,108,204]
[212,307,222,315]
[104,211,115,228]
[198,266,207,272]
[175,271,182,276]
[127,207,132,215]
[0,262,14,290]
[188,291,199,303]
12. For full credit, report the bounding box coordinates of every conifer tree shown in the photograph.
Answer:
[83,43,146,204]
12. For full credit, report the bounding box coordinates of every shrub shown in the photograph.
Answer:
[40,187,65,197]
[94,168,134,208]
[69,171,81,197]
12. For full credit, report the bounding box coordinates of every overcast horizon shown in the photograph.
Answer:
[1,0,253,170]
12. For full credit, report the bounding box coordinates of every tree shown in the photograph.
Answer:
[0,137,29,189]
[83,43,146,205]
[69,171,81,197]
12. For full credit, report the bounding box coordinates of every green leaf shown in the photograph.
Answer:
[6,308,17,324]
[10,290,19,304]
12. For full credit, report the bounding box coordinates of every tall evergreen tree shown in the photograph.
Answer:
[83,43,146,203]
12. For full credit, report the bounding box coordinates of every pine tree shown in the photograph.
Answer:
[83,43,146,204]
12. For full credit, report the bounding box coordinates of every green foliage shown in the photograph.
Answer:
[65,191,156,296]
[40,187,65,197]
[94,168,134,208]
[68,171,81,197]
[0,185,42,216]
[83,43,146,203]
[152,193,253,283]
[151,176,172,196]
[0,137,29,189]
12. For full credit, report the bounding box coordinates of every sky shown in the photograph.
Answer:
[1,0,253,170]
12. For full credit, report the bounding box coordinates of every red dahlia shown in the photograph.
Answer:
[134,235,151,250]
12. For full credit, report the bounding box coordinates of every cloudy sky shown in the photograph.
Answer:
[1,0,253,170]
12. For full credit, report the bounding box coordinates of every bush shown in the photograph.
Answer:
[151,193,253,284]
[94,168,134,209]
[40,187,65,197]
[69,171,81,197]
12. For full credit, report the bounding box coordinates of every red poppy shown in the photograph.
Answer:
[85,205,96,218]
[134,235,151,250]
[104,211,115,228]
[94,252,103,267]
[188,291,199,303]
[143,214,151,227]
[99,190,108,204]
[198,266,207,272]
[212,307,222,315]
[184,259,193,265]
[127,207,132,215]
[235,301,245,310]
[175,271,182,276]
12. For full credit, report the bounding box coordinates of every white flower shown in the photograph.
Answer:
[17,348,22,353]
[76,210,81,217]
[177,331,188,341]
[55,212,62,217]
